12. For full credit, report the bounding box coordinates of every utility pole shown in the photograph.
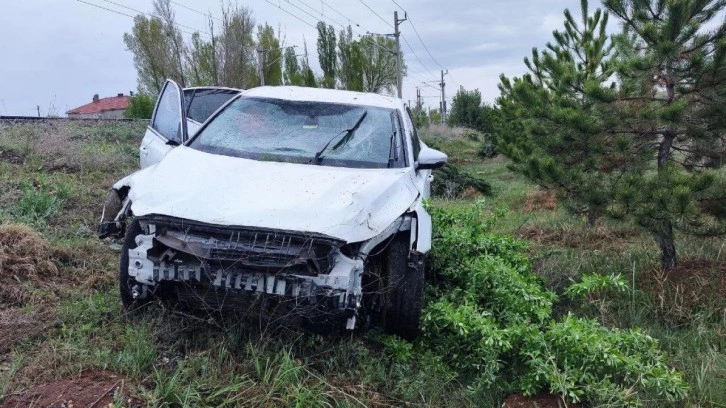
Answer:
[416,87,422,111]
[393,11,407,98]
[440,69,448,124]
[257,46,265,86]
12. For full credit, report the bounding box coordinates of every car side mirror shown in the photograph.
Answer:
[416,146,447,170]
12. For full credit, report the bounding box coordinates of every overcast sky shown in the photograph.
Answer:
[0,0,602,116]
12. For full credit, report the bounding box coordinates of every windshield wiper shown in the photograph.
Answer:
[312,111,368,164]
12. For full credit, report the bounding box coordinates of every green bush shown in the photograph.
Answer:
[402,202,688,405]
[477,135,497,158]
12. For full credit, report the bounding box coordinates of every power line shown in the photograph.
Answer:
[295,0,347,29]
[320,0,363,29]
[96,0,210,37]
[391,0,405,10]
[358,0,393,28]
[408,16,445,70]
[280,0,332,30]
[170,1,222,22]
[74,0,135,19]
[263,0,318,30]
[388,1,446,72]
[400,33,436,78]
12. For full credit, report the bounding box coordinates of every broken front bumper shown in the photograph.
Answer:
[127,216,366,328]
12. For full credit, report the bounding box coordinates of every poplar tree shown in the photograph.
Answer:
[283,46,303,85]
[337,26,364,91]
[317,22,337,88]
[257,23,283,86]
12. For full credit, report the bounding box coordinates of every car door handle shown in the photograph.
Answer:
[140,146,149,156]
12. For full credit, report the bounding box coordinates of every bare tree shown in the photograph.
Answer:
[153,0,187,86]
[219,4,257,88]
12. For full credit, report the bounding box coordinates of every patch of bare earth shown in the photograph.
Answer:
[1,370,140,408]
[0,151,24,165]
[503,393,582,408]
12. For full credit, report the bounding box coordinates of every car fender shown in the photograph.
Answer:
[410,201,432,254]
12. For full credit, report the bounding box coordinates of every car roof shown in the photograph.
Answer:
[242,86,401,110]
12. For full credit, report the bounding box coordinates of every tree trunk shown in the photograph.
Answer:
[658,221,677,270]
[587,209,598,228]
[657,132,675,169]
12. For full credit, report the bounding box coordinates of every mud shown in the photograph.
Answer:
[1,370,139,408]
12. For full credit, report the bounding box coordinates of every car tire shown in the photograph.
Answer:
[383,234,424,340]
[119,219,148,310]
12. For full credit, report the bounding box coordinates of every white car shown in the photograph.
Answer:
[99,80,447,338]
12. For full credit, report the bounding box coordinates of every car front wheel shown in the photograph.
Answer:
[383,234,424,340]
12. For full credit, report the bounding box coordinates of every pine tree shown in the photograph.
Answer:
[601,0,726,268]
[448,88,492,132]
[496,0,726,269]
[495,0,618,227]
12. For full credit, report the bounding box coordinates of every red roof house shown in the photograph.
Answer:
[66,93,131,119]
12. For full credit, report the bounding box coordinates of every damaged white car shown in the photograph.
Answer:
[98,80,447,338]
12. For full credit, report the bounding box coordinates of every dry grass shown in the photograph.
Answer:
[640,259,726,322]
[517,224,640,252]
[523,189,557,212]
[0,224,58,306]
[0,121,143,175]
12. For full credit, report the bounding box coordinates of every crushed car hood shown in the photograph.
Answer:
[115,146,420,242]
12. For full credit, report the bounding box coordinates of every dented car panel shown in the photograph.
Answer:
[101,84,447,333]
[113,146,420,244]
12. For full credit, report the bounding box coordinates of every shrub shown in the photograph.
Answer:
[404,202,688,405]
[431,164,492,199]
[477,135,497,158]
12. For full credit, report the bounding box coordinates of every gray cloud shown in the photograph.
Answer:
[0,0,598,115]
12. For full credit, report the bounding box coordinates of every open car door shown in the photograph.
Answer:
[139,80,188,168]
[139,83,239,168]
[183,87,239,136]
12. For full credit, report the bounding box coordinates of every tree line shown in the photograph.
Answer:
[123,0,404,117]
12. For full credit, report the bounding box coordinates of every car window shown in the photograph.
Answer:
[405,107,421,160]
[186,89,238,123]
[152,83,183,143]
[391,112,407,167]
[189,97,403,169]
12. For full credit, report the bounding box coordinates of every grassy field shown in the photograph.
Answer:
[0,121,723,407]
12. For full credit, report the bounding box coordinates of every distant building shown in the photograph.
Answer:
[66,92,132,119]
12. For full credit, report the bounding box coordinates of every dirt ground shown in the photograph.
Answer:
[0,308,52,354]
[503,392,582,408]
[1,370,138,408]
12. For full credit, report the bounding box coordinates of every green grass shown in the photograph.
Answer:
[0,122,723,407]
